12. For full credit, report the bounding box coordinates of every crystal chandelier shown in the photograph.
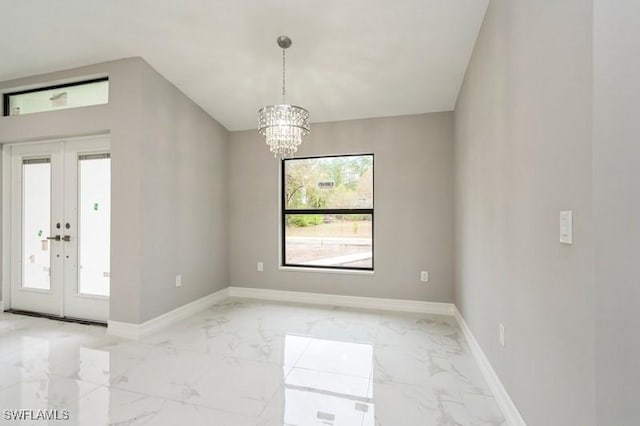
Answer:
[258,35,310,159]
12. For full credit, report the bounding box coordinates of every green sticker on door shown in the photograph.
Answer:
[93,202,99,211]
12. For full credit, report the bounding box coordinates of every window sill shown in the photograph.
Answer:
[278,266,375,276]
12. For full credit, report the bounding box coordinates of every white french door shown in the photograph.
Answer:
[10,135,111,322]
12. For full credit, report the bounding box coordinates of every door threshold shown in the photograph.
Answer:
[4,309,107,327]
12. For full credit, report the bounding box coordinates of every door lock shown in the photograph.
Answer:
[62,236,71,242]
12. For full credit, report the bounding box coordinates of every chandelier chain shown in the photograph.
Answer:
[282,49,286,103]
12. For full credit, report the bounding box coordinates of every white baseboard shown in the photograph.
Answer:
[108,287,455,340]
[227,286,456,316]
[454,307,526,426]
[107,287,230,339]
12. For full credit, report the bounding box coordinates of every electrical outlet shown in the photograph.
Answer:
[257,262,264,272]
[420,271,429,282]
[499,323,506,347]
[175,275,182,287]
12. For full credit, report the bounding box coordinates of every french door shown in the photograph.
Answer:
[10,136,111,322]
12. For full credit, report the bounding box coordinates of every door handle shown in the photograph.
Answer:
[45,235,70,241]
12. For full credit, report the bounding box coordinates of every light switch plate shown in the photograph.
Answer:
[257,262,264,272]
[560,210,573,244]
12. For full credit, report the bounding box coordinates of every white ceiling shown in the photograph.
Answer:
[0,0,488,131]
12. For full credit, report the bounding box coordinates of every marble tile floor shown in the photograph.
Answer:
[0,299,506,425]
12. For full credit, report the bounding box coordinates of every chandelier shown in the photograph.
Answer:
[258,35,310,159]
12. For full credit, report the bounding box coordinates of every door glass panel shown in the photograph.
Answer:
[78,154,110,296]
[22,159,51,290]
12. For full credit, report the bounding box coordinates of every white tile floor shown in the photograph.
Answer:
[0,299,505,425]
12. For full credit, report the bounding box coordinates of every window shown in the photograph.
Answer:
[282,154,374,271]
[3,78,109,117]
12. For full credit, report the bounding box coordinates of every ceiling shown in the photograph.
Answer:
[0,0,488,131]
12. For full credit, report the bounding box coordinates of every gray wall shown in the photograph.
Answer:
[0,58,229,324]
[453,1,595,425]
[138,64,229,322]
[229,113,454,303]
[593,1,640,424]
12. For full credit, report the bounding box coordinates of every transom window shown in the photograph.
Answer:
[282,154,374,271]
[3,78,109,117]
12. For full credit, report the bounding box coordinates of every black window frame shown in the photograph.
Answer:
[281,153,374,271]
[3,77,109,117]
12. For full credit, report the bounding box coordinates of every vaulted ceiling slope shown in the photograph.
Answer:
[0,0,488,131]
